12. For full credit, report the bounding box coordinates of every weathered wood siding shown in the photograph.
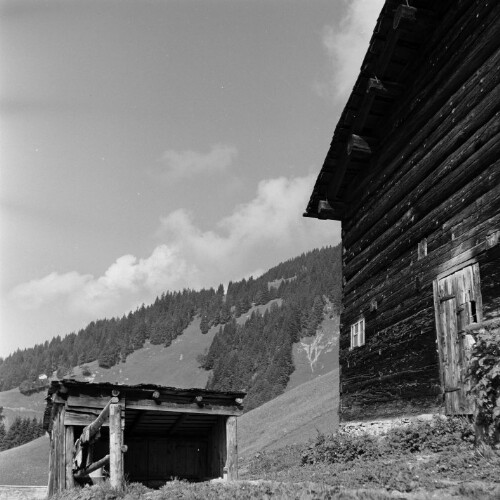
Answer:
[339,1,500,421]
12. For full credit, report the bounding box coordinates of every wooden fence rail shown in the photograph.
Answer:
[73,455,110,480]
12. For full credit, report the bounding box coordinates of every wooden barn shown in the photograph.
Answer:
[304,0,500,421]
[43,380,245,496]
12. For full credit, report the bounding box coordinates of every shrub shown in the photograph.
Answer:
[302,430,381,465]
[80,365,92,377]
[385,416,474,453]
[301,417,474,466]
[466,320,500,444]
[18,378,50,395]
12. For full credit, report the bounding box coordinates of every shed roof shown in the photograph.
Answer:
[303,0,453,221]
[44,380,245,431]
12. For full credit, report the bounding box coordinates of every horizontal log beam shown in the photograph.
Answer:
[343,213,499,327]
[345,49,500,249]
[344,96,500,271]
[127,399,243,416]
[342,171,500,313]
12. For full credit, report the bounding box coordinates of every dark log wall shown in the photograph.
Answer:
[339,1,500,421]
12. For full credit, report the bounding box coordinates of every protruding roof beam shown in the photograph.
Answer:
[366,78,404,99]
[317,199,345,220]
[393,5,417,30]
[347,135,374,158]
[394,5,436,33]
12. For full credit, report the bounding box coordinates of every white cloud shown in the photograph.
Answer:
[160,144,237,180]
[315,0,385,103]
[10,271,92,309]
[9,174,339,319]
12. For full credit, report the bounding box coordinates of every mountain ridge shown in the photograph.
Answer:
[0,245,341,418]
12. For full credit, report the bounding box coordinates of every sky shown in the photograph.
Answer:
[0,0,384,358]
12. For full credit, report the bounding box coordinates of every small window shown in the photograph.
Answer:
[418,238,427,259]
[350,318,365,349]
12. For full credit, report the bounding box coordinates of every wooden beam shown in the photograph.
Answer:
[65,413,110,428]
[109,402,124,489]
[128,411,143,433]
[393,5,436,33]
[80,397,117,445]
[393,5,417,31]
[225,416,238,481]
[167,413,188,436]
[317,200,344,220]
[347,135,373,158]
[48,403,66,497]
[73,455,110,480]
[126,399,243,416]
[53,404,66,494]
[47,417,56,497]
[366,78,404,99]
[65,426,75,489]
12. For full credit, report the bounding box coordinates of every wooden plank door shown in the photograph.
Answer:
[434,263,482,415]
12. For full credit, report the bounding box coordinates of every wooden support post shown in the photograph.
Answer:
[47,427,55,497]
[225,416,238,481]
[47,403,67,496]
[109,401,124,489]
[65,426,75,489]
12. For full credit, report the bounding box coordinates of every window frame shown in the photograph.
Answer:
[350,317,365,350]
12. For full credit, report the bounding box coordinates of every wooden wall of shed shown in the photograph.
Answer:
[125,436,210,486]
[339,1,500,421]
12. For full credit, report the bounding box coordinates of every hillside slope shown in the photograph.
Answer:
[0,435,49,485]
[0,388,46,429]
[89,316,217,387]
[287,310,338,392]
[238,368,339,458]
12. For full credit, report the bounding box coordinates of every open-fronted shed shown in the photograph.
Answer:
[44,380,245,496]
[305,0,500,421]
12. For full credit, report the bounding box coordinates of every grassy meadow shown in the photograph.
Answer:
[44,417,500,499]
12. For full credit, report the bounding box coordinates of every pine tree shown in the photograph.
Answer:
[0,407,5,451]
[200,315,210,335]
